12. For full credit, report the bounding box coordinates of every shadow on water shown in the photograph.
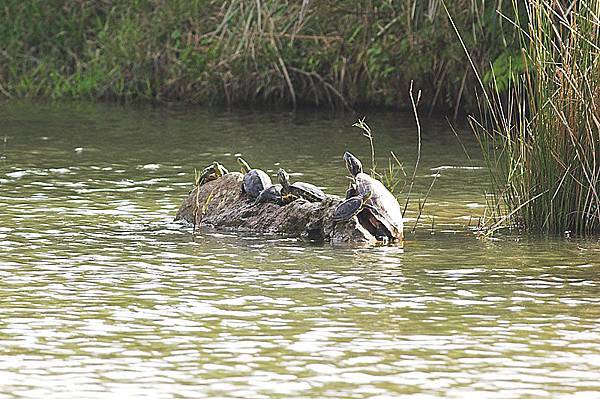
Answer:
[0,100,599,398]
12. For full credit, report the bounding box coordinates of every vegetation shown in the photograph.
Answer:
[0,0,519,113]
[461,0,600,235]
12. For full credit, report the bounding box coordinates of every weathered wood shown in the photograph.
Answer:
[174,172,386,244]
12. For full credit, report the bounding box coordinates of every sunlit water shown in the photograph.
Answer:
[1,101,599,398]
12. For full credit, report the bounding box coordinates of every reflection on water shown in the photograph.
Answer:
[1,101,599,398]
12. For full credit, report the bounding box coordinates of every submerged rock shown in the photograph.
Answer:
[175,172,403,245]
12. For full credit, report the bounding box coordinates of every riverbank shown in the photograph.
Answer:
[0,0,518,114]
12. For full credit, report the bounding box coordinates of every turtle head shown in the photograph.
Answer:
[213,161,227,177]
[237,157,251,174]
[277,168,290,188]
[343,151,363,176]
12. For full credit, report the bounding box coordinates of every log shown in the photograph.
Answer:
[174,172,395,245]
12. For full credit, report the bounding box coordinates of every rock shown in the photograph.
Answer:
[175,172,402,245]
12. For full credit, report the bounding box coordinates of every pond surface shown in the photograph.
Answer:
[1,101,599,398]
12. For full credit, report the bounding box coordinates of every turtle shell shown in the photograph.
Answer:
[289,182,326,202]
[353,173,403,239]
[332,195,364,221]
[242,169,272,198]
[253,184,282,205]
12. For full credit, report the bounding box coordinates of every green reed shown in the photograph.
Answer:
[463,0,600,235]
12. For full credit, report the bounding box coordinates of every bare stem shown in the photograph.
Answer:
[402,80,422,218]
[411,172,439,234]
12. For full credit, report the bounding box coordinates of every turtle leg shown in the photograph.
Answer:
[205,172,218,184]
[278,195,287,205]
[281,193,298,205]
[369,215,389,240]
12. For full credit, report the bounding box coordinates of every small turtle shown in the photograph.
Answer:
[277,168,326,203]
[195,164,214,186]
[238,157,272,199]
[252,184,299,207]
[252,184,283,207]
[196,161,229,186]
[333,191,372,221]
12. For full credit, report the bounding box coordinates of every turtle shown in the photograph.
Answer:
[277,168,327,203]
[252,184,282,207]
[251,184,298,207]
[196,161,228,186]
[339,151,404,240]
[237,157,272,199]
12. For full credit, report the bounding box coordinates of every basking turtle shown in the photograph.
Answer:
[237,157,272,199]
[252,184,282,206]
[251,184,298,207]
[196,161,228,186]
[339,151,403,240]
[277,168,326,203]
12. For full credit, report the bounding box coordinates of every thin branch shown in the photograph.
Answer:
[411,172,439,234]
[352,116,377,175]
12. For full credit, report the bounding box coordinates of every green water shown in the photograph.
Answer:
[1,101,599,398]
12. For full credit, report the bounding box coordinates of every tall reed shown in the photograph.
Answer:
[466,0,600,234]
